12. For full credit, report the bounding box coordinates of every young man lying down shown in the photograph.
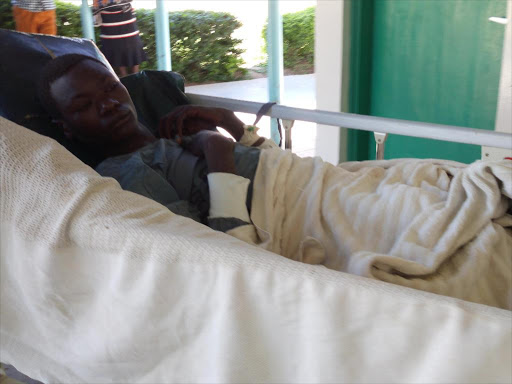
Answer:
[39,54,280,248]
[39,54,512,308]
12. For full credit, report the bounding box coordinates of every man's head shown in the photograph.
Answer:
[38,54,140,147]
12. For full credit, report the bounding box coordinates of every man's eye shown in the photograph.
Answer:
[107,82,119,92]
[75,102,91,112]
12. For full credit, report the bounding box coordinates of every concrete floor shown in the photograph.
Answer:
[187,74,318,157]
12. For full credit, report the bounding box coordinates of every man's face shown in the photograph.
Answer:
[50,60,139,146]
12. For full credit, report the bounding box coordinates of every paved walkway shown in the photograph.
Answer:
[187,74,317,157]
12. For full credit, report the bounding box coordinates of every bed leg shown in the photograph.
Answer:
[283,119,295,151]
[374,132,388,160]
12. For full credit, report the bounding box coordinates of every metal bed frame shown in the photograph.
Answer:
[187,93,512,160]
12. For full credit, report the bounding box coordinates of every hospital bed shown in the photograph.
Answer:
[0,29,511,384]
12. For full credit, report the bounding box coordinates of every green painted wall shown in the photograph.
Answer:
[346,0,373,161]
[347,0,506,163]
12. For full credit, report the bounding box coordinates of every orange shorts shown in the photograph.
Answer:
[12,5,57,35]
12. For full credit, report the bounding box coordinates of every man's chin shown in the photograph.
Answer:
[110,119,137,139]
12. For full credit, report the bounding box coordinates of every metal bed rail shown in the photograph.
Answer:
[186,93,512,159]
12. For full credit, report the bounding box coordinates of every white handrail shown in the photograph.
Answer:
[186,93,512,150]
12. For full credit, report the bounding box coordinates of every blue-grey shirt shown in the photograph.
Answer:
[95,138,261,232]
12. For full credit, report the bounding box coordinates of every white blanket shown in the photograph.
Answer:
[237,148,512,309]
[1,118,511,383]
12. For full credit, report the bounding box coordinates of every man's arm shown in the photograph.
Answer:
[184,131,252,230]
[159,105,282,153]
[159,105,279,150]
[159,106,245,142]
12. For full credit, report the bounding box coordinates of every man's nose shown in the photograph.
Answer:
[99,97,120,115]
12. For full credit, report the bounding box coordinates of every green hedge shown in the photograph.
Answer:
[137,9,246,83]
[262,6,315,73]
[0,0,246,83]
[0,0,14,30]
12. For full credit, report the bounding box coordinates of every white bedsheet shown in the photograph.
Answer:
[1,117,511,383]
[232,148,512,309]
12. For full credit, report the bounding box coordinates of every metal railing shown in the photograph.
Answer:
[187,93,512,159]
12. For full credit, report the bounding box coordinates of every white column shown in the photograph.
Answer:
[482,0,512,160]
[267,0,285,144]
[314,0,347,164]
[155,0,172,71]
[80,0,95,42]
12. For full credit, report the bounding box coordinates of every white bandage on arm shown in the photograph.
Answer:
[207,173,251,222]
[239,125,279,149]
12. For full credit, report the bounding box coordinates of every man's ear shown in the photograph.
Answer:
[54,119,73,140]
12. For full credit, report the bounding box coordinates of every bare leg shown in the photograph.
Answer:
[130,65,140,74]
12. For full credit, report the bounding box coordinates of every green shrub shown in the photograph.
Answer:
[0,0,246,83]
[0,0,14,30]
[138,9,246,83]
[262,6,315,73]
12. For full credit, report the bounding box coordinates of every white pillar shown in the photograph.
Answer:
[267,0,284,144]
[80,0,95,42]
[482,0,512,160]
[314,0,347,164]
[155,0,172,71]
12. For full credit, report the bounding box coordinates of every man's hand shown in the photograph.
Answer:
[158,105,244,143]
[183,131,236,174]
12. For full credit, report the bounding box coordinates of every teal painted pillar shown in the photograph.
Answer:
[155,0,172,71]
[267,0,284,144]
[81,0,95,42]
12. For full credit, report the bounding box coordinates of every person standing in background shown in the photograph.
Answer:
[93,0,147,77]
[11,0,57,35]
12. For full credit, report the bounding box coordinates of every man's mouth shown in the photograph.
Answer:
[111,111,132,129]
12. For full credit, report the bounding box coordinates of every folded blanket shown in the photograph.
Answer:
[1,117,511,383]
[246,149,512,309]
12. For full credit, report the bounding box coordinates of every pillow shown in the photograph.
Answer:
[120,70,190,137]
[0,28,112,166]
